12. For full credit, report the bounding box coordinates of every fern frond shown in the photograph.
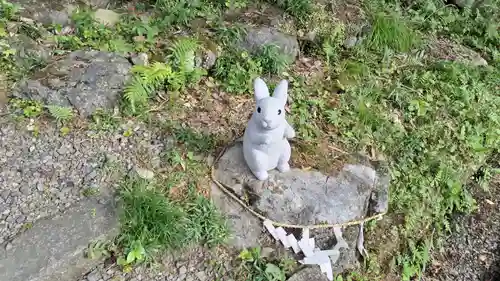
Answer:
[46,105,74,122]
[168,37,199,72]
[147,62,175,85]
[124,76,153,113]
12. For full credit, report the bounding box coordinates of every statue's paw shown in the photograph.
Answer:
[277,162,290,173]
[254,170,269,181]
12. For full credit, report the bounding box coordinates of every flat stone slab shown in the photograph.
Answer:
[0,198,118,281]
[213,142,389,226]
[287,267,329,281]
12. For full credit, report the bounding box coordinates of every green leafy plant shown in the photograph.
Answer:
[255,44,291,75]
[123,37,207,114]
[46,105,74,122]
[167,37,206,84]
[237,247,291,281]
[213,49,262,94]
[9,99,44,118]
[123,62,176,113]
[0,0,19,20]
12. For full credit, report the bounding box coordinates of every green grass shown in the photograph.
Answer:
[116,176,230,265]
[368,12,420,52]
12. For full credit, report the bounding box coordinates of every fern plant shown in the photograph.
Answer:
[123,37,208,115]
[168,37,198,72]
[124,62,175,113]
[46,105,74,122]
[167,37,206,85]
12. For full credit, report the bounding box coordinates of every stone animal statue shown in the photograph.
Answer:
[243,77,296,181]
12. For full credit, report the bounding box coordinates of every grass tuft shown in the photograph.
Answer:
[116,176,229,263]
[368,12,420,52]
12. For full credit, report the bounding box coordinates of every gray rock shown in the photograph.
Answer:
[19,185,31,195]
[195,271,207,281]
[135,167,154,180]
[12,0,75,26]
[210,182,262,250]
[0,198,118,281]
[195,48,218,70]
[0,190,10,200]
[131,53,149,66]
[286,267,329,281]
[94,9,120,26]
[86,270,102,281]
[7,33,51,66]
[426,37,489,67]
[238,26,299,61]
[344,36,358,48]
[213,143,390,226]
[470,56,488,67]
[12,50,132,117]
[178,266,187,275]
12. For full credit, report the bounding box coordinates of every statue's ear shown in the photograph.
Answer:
[254,77,270,101]
[273,80,288,106]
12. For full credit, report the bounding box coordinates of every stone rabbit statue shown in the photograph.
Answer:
[243,77,296,181]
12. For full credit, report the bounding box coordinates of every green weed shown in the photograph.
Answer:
[167,122,219,153]
[123,38,206,114]
[213,43,292,94]
[89,109,121,131]
[213,49,261,94]
[255,44,291,75]
[237,247,294,281]
[368,12,420,52]
[184,195,230,247]
[116,176,229,265]
[405,0,499,63]
[327,59,499,278]
[0,0,19,20]
[9,98,44,119]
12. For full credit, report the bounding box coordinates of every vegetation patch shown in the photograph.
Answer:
[116,176,230,266]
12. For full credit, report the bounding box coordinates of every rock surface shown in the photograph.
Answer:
[210,182,262,249]
[0,198,118,281]
[287,267,329,281]
[239,26,299,61]
[426,37,489,67]
[10,0,112,26]
[12,50,131,117]
[213,142,390,226]
[212,142,389,273]
[94,9,121,26]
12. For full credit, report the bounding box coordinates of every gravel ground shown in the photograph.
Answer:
[79,247,235,281]
[427,160,500,281]
[0,116,167,243]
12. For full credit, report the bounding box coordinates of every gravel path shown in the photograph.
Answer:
[79,247,235,281]
[427,158,500,281]
[0,116,166,243]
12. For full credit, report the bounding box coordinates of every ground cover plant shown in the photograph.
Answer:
[0,0,499,279]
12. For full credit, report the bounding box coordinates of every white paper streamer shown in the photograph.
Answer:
[262,220,349,281]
